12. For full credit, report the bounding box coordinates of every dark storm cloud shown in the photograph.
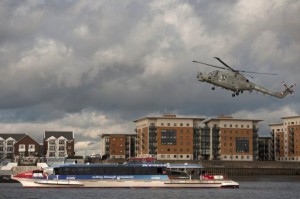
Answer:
[0,0,299,154]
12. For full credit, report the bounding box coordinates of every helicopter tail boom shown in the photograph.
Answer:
[254,82,295,99]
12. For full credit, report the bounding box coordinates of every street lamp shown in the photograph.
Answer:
[98,133,102,159]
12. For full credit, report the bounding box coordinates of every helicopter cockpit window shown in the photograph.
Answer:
[209,71,218,77]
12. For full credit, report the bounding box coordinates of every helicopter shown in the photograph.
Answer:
[193,57,295,98]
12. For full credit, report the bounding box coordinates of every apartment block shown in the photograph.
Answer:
[0,134,41,161]
[101,134,136,159]
[43,131,75,158]
[200,115,261,161]
[270,116,300,161]
[14,134,41,158]
[134,114,204,161]
[0,134,27,159]
[133,114,261,161]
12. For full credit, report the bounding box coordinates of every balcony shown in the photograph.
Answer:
[149,125,157,130]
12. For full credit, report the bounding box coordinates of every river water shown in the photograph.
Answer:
[1,176,299,199]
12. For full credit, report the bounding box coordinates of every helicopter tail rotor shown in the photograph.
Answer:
[282,82,296,96]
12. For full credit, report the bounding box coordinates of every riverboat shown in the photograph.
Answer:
[12,163,239,188]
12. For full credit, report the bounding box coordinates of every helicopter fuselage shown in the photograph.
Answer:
[197,70,255,92]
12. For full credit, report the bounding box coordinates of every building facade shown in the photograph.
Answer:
[43,131,75,158]
[0,134,26,160]
[101,134,136,159]
[258,137,273,161]
[200,116,261,161]
[134,114,261,161]
[14,134,41,158]
[270,116,300,161]
[134,114,205,161]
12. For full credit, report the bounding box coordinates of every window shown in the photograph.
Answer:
[236,137,249,153]
[7,147,13,152]
[49,152,55,157]
[49,140,55,145]
[161,129,176,145]
[19,144,25,150]
[59,140,65,145]
[59,152,65,157]
[28,144,35,151]
[59,146,65,151]
[7,141,14,146]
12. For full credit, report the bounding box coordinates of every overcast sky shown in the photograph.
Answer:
[0,0,299,156]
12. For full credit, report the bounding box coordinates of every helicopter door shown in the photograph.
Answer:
[219,74,226,82]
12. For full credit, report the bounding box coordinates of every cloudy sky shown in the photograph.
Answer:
[0,0,299,156]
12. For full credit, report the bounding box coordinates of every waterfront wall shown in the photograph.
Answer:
[170,160,300,175]
[203,167,300,176]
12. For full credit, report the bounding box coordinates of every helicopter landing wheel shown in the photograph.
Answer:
[232,93,235,97]
[212,87,215,90]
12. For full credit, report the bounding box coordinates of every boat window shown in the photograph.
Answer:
[56,165,166,175]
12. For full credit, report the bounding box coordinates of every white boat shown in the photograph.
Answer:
[12,163,239,188]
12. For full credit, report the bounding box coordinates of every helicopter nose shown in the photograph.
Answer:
[197,72,204,82]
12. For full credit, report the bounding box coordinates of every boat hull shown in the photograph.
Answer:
[12,177,239,188]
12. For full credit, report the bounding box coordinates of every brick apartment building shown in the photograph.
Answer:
[43,131,75,158]
[270,116,300,161]
[101,134,136,159]
[0,133,41,160]
[132,114,262,161]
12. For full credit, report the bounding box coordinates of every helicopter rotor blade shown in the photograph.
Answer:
[214,57,237,72]
[243,73,254,79]
[214,57,277,76]
[238,70,277,76]
[192,60,227,70]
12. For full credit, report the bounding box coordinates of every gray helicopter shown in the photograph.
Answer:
[193,57,295,98]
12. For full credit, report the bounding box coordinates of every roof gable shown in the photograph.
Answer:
[0,133,26,141]
[44,131,74,140]
[15,134,39,145]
